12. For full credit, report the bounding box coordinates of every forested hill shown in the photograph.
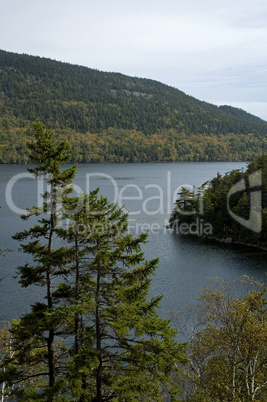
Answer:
[0,49,267,163]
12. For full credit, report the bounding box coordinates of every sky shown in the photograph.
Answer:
[1,0,267,120]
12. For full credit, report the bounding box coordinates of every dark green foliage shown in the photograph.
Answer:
[61,190,187,400]
[0,122,187,400]
[170,154,267,247]
[1,49,267,163]
[2,120,77,399]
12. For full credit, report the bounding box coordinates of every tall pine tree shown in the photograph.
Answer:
[61,191,187,401]
[5,120,76,399]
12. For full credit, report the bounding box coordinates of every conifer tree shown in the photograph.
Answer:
[3,120,76,399]
[0,121,187,400]
[61,191,187,401]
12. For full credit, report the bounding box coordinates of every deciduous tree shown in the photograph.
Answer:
[174,277,267,401]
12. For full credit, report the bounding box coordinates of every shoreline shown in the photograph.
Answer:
[190,233,267,252]
[166,225,267,252]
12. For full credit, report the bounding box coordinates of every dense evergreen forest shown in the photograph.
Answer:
[1,49,267,163]
[169,154,267,248]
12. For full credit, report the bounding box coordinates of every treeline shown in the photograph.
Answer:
[1,49,267,163]
[1,123,266,164]
[169,154,267,247]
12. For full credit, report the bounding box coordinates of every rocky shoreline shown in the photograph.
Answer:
[193,234,267,252]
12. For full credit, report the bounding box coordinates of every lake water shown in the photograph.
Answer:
[0,162,266,329]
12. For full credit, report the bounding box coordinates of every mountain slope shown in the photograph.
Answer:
[0,49,266,163]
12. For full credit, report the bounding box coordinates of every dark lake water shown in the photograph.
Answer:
[0,162,266,328]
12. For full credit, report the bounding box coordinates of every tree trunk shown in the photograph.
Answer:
[74,236,80,355]
[47,185,55,389]
[46,268,55,389]
[95,259,102,401]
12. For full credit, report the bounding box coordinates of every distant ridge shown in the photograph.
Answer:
[0,49,266,163]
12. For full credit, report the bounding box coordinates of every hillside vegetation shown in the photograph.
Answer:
[0,49,267,163]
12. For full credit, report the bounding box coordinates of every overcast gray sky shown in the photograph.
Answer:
[1,0,267,120]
